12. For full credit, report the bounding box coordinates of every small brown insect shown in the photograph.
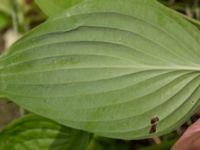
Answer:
[149,124,157,134]
[151,116,159,124]
[149,116,159,134]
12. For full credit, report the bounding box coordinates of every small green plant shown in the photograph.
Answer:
[0,0,200,149]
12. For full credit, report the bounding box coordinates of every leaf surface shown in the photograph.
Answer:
[34,0,84,17]
[0,115,90,150]
[0,0,200,139]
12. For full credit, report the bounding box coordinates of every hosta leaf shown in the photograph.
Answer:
[0,114,90,150]
[0,0,200,139]
[158,1,200,29]
[34,0,84,17]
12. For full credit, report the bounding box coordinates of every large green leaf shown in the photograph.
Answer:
[0,0,200,139]
[34,0,85,17]
[0,114,90,150]
[158,0,200,29]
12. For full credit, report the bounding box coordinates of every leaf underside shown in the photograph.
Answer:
[35,0,84,17]
[0,0,200,139]
[0,115,90,150]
